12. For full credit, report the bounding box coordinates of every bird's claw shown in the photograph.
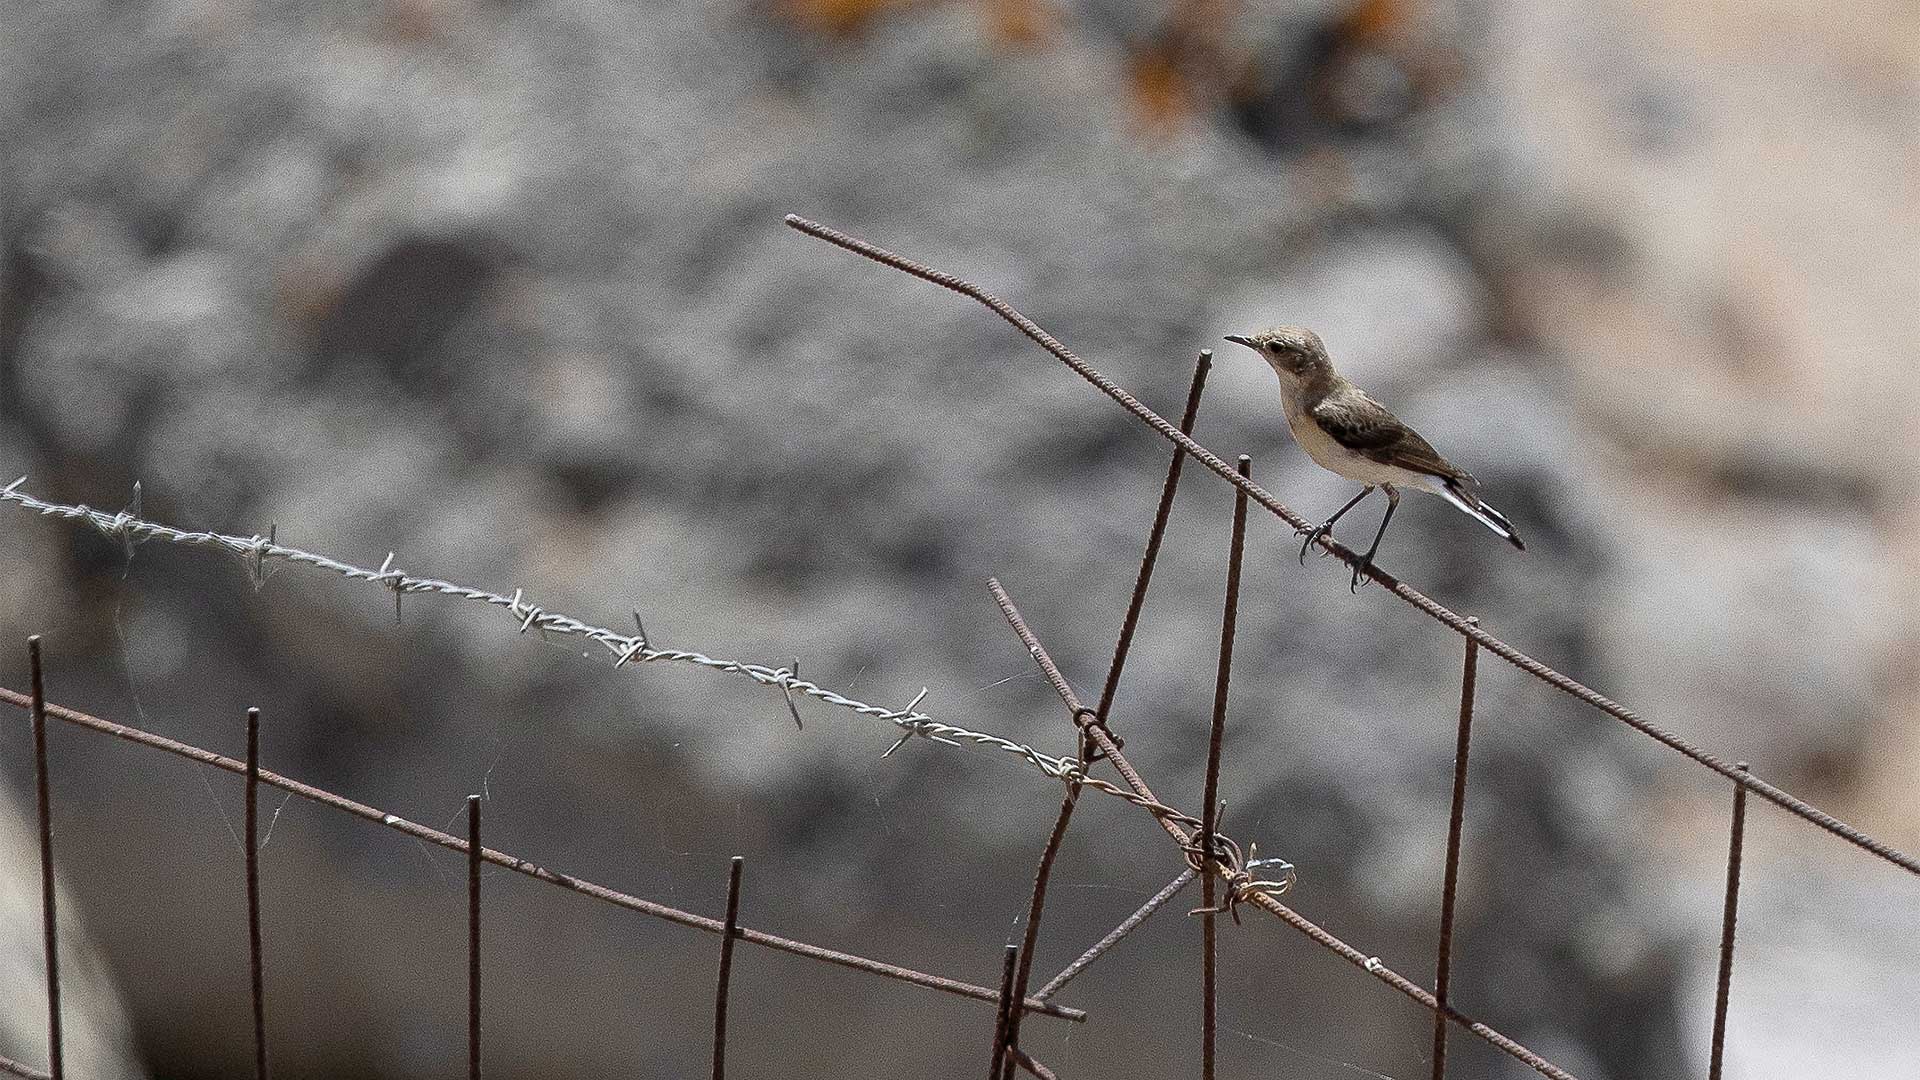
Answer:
[1297,523,1332,566]
[1348,558,1374,593]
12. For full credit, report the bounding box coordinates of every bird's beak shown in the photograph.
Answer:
[1224,335,1255,349]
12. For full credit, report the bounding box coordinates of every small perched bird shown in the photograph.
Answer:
[1225,327,1523,590]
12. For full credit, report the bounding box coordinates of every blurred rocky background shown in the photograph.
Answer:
[2,0,1916,1077]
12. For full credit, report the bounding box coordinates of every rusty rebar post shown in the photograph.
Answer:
[28,637,64,1080]
[1035,867,1196,1001]
[714,856,744,1080]
[1000,793,1078,1080]
[1199,455,1251,1080]
[1431,620,1479,1080]
[1708,764,1749,1080]
[1092,349,1213,746]
[992,352,1213,1077]
[467,794,482,1080]
[245,708,268,1080]
[989,944,1019,1080]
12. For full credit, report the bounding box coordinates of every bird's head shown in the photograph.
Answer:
[1224,327,1330,381]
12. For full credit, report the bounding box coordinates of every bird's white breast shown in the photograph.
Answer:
[1279,386,1434,489]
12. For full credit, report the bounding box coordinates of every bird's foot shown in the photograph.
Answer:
[1348,557,1374,593]
[1297,522,1334,565]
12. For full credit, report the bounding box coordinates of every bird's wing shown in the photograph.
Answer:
[1309,390,1467,482]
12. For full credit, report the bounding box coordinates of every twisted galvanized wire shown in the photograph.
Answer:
[0,479,1193,825]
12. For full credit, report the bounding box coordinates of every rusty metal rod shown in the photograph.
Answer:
[27,638,64,1080]
[246,708,269,1080]
[989,944,1020,1080]
[784,213,1920,881]
[1708,764,1749,1080]
[0,686,1085,1024]
[1430,621,1479,1080]
[987,584,1582,1080]
[1034,868,1196,1001]
[467,795,482,1080]
[1000,792,1079,1080]
[1200,455,1252,1080]
[1093,349,1212,734]
[989,580,1188,850]
[1014,1048,1061,1080]
[714,856,745,1080]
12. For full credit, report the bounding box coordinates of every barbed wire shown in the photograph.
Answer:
[0,478,1201,831]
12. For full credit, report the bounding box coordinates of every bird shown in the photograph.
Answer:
[1224,327,1523,590]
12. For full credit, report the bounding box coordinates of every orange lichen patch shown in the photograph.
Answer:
[1128,44,1191,133]
[1337,0,1415,47]
[778,0,921,36]
[984,0,1054,47]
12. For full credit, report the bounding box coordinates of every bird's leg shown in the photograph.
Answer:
[1350,486,1400,592]
[1299,486,1375,565]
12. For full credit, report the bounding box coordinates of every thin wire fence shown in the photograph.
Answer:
[0,478,1197,832]
[1,211,1915,1079]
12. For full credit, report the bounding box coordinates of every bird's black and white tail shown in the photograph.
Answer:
[1433,479,1525,550]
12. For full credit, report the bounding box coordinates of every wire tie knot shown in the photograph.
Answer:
[246,522,277,590]
[106,481,142,560]
[1186,827,1294,924]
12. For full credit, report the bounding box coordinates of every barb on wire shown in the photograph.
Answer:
[0,684,1086,1025]
[0,482,1154,829]
[377,553,405,625]
[777,659,804,730]
[248,523,277,590]
[781,214,1920,882]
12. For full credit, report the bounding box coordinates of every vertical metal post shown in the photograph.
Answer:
[713,856,744,1080]
[1707,764,1749,1080]
[1093,350,1214,732]
[1200,455,1251,1080]
[467,795,482,1080]
[1431,620,1479,1080]
[28,637,64,1080]
[988,944,1019,1080]
[246,708,268,1080]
